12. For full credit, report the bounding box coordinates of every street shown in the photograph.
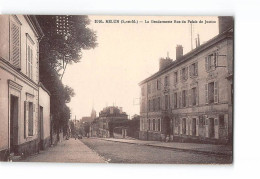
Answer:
[80,138,232,164]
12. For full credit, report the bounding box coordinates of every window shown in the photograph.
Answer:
[152,98,156,111]
[191,87,197,106]
[165,95,170,110]
[158,97,161,110]
[158,119,161,131]
[174,71,178,84]
[181,67,188,81]
[205,81,218,104]
[153,119,156,131]
[182,90,187,107]
[148,99,151,111]
[148,84,151,94]
[205,52,218,71]
[219,114,225,127]
[174,92,178,108]
[189,62,198,77]
[10,19,21,69]
[164,75,169,87]
[157,79,161,90]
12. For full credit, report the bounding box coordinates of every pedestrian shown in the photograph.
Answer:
[74,134,77,140]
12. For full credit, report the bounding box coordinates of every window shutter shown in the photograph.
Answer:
[189,119,192,135]
[180,119,183,135]
[214,81,219,103]
[10,22,21,69]
[31,48,33,79]
[205,118,209,137]
[189,65,192,77]
[196,118,199,136]
[179,91,182,108]
[24,101,28,138]
[213,52,218,70]
[205,57,208,71]
[185,90,188,107]
[205,84,208,104]
[29,104,33,136]
[186,67,188,79]
[195,62,198,76]
[186,119,189,135]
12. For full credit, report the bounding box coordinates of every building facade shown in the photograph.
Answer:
[139,17,233,144]
[0,15,47,160]
[90,106,128,138]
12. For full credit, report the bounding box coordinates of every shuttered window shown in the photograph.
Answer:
[189,62,198,77]
[205,52,218,72]
[206,81,218,104]
[10,21,21,69]
[174,92,178,108]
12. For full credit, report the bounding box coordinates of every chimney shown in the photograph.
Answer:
[159,57,172,71]
[218,16,234,34]
[119,107,123,114]
[176,45,183,60]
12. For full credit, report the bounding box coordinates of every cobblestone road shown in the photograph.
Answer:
[80,138,232,164]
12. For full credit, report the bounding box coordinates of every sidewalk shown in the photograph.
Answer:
[99,137,232,156]
[19,139,106,163]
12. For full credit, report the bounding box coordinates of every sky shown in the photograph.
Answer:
[63,16,219,120]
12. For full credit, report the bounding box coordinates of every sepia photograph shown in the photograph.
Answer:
[0,15,234,164]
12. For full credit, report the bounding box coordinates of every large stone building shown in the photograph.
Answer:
[90,106,128,138]
[139,17,233,144]
[0,15,51,160]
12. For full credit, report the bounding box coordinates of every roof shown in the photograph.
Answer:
[139,27,233,85]
[39,82,51,96]
[26,15,44,40]
[81,116,94,123]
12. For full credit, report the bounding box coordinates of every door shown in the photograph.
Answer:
[208,118,215,138]
[10,95,18,153]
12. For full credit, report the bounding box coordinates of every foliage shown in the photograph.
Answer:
[36,15,97,131]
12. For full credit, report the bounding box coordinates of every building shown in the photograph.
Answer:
[0,15,49,160]
[90,106,128,138]
[139,17,233,144]
[39,83,51,150]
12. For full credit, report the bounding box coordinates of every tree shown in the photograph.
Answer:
[36,15,97,132]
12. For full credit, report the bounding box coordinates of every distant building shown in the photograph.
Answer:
[90,106,128,138]
[139,17,233,144]
[0,15,49,160]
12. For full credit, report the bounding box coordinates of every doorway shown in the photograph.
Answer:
[10,95,18,153]
[208,118,215,138]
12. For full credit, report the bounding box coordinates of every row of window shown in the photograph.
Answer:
[141,115,225,138]
[140,119,161,131]
[143,81,218,112]
[144,53,219,95]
